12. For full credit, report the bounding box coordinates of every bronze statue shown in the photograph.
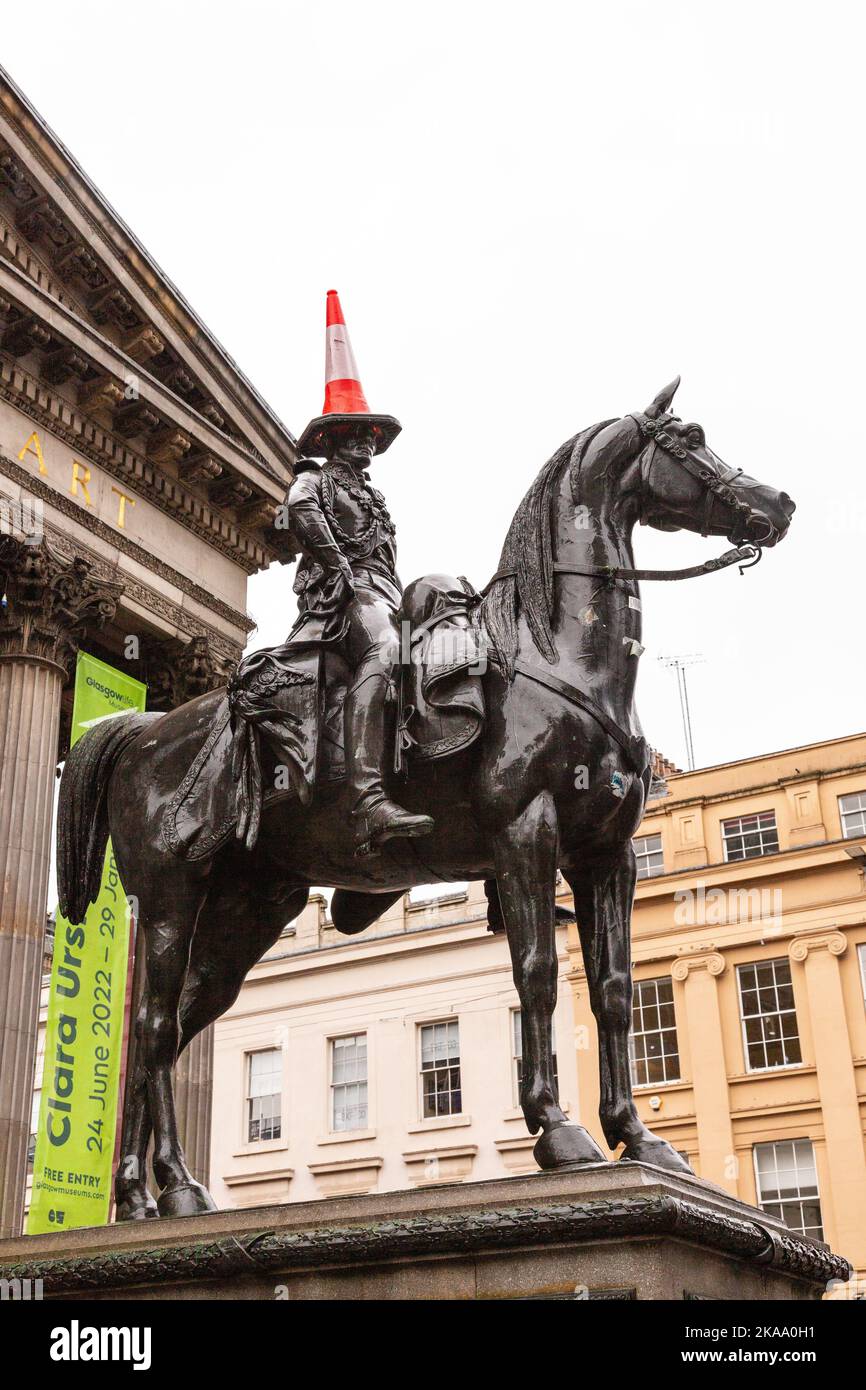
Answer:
[57,319,794,1218]
[287,419,434,854]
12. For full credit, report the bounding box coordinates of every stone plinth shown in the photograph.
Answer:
[0,1162,850,1300]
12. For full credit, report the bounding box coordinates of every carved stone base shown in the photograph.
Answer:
[0,1162,850,1301]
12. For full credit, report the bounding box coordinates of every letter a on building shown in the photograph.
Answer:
[27,652,146,1234]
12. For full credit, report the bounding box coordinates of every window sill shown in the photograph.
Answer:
[232,1137,289,1158]
[316,1128,377,1146]
[733,1062,810,1080]
[407,1113,472,1134]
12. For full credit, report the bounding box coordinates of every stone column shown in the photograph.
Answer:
[0,536,121,1237]
[672,952,737,1193]
[174,1026,214,1188]
[789,930,866,1270]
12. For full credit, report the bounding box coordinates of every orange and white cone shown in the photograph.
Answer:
[323,289,371,415]
[297,290,401,459]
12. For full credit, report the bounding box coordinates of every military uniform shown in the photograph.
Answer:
[286,455,432,850]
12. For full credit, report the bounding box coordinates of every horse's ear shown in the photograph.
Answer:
[645,375,681,418]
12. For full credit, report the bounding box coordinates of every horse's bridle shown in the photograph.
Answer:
[483,413,767,595]
[633,411,775,545]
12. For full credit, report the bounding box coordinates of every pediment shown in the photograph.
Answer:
[0,67,295,530]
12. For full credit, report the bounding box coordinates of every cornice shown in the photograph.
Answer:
[0,208,87,318]
[0,79,297,472]
[634,836,866,901]
[0,256,284,496]
[640,760,866,824]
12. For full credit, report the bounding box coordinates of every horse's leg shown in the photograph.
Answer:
[115,879,308,1222]
[494,791,606,1168]
[566,852,693,1175]
[177,882,310,1054]
[330,887,403,935]
[114,996,157,1221]
[137,878,215,1217]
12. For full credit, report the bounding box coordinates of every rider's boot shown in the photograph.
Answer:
[346,667,434,853]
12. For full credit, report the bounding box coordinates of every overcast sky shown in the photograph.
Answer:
[5,1,862,772]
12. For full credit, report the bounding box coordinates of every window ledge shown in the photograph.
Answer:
[223,1165,294,1188]
[316,1128,377,1147]
[231,1137,289,1158]
[633,1080,688,1093]
[406,1113,472,1134]
[308,1155,383,1177]
[729,1063,813,1082]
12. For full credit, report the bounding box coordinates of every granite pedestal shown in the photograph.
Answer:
[0,1161,850,1301]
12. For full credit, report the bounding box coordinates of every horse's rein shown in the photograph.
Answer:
[483,544,761,596]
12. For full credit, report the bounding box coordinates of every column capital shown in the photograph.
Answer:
[789,930,847,962]
[0,536,123,675]
[139,632,231,711]
[672,950,726,981]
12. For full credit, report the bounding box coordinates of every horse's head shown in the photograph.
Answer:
[620,377,795,548]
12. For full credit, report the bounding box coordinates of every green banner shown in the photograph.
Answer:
[27,652,146,1234]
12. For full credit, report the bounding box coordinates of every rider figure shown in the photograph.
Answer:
[287,292,434,853]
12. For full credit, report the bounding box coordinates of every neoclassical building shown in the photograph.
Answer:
[0,66,296,1236]
[208,733,866,1280]
[208,887,578,1208]
[580,731,866,1277]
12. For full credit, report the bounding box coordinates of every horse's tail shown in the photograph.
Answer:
[57,710,160,924]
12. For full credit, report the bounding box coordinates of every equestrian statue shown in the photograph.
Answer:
[57,291,795,1219]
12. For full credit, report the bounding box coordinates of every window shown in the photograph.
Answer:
[630,977,680,1086]
[512,1009,558,1101]
[722,810,779,861]
[859,944,866,1009]
[737,959,802,1070]
[754,1139,823,1240]
[633,833,664,880]
[247,1049,282,1142]
[420,1021,461,1118]
[839,791,866,839]
[330,1034,368,1132]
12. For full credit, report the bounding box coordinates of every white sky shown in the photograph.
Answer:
[5,1,862,772]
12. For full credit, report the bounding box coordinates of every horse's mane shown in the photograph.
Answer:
[480,419,615,675]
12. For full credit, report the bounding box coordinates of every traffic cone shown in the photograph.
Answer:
[297,291,401,459]
[323,289,371,415]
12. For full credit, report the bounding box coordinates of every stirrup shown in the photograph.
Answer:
[352,799,434,857]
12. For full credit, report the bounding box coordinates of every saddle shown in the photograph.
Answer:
[162,573,486,861]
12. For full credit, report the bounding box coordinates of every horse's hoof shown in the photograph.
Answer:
[534,1121,607,1169]
[157,1181,218,1218]
[620,1137,695,1175]
[115,1189,159,1222]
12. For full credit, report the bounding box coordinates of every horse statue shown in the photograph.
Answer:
[56,377,794,1220]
